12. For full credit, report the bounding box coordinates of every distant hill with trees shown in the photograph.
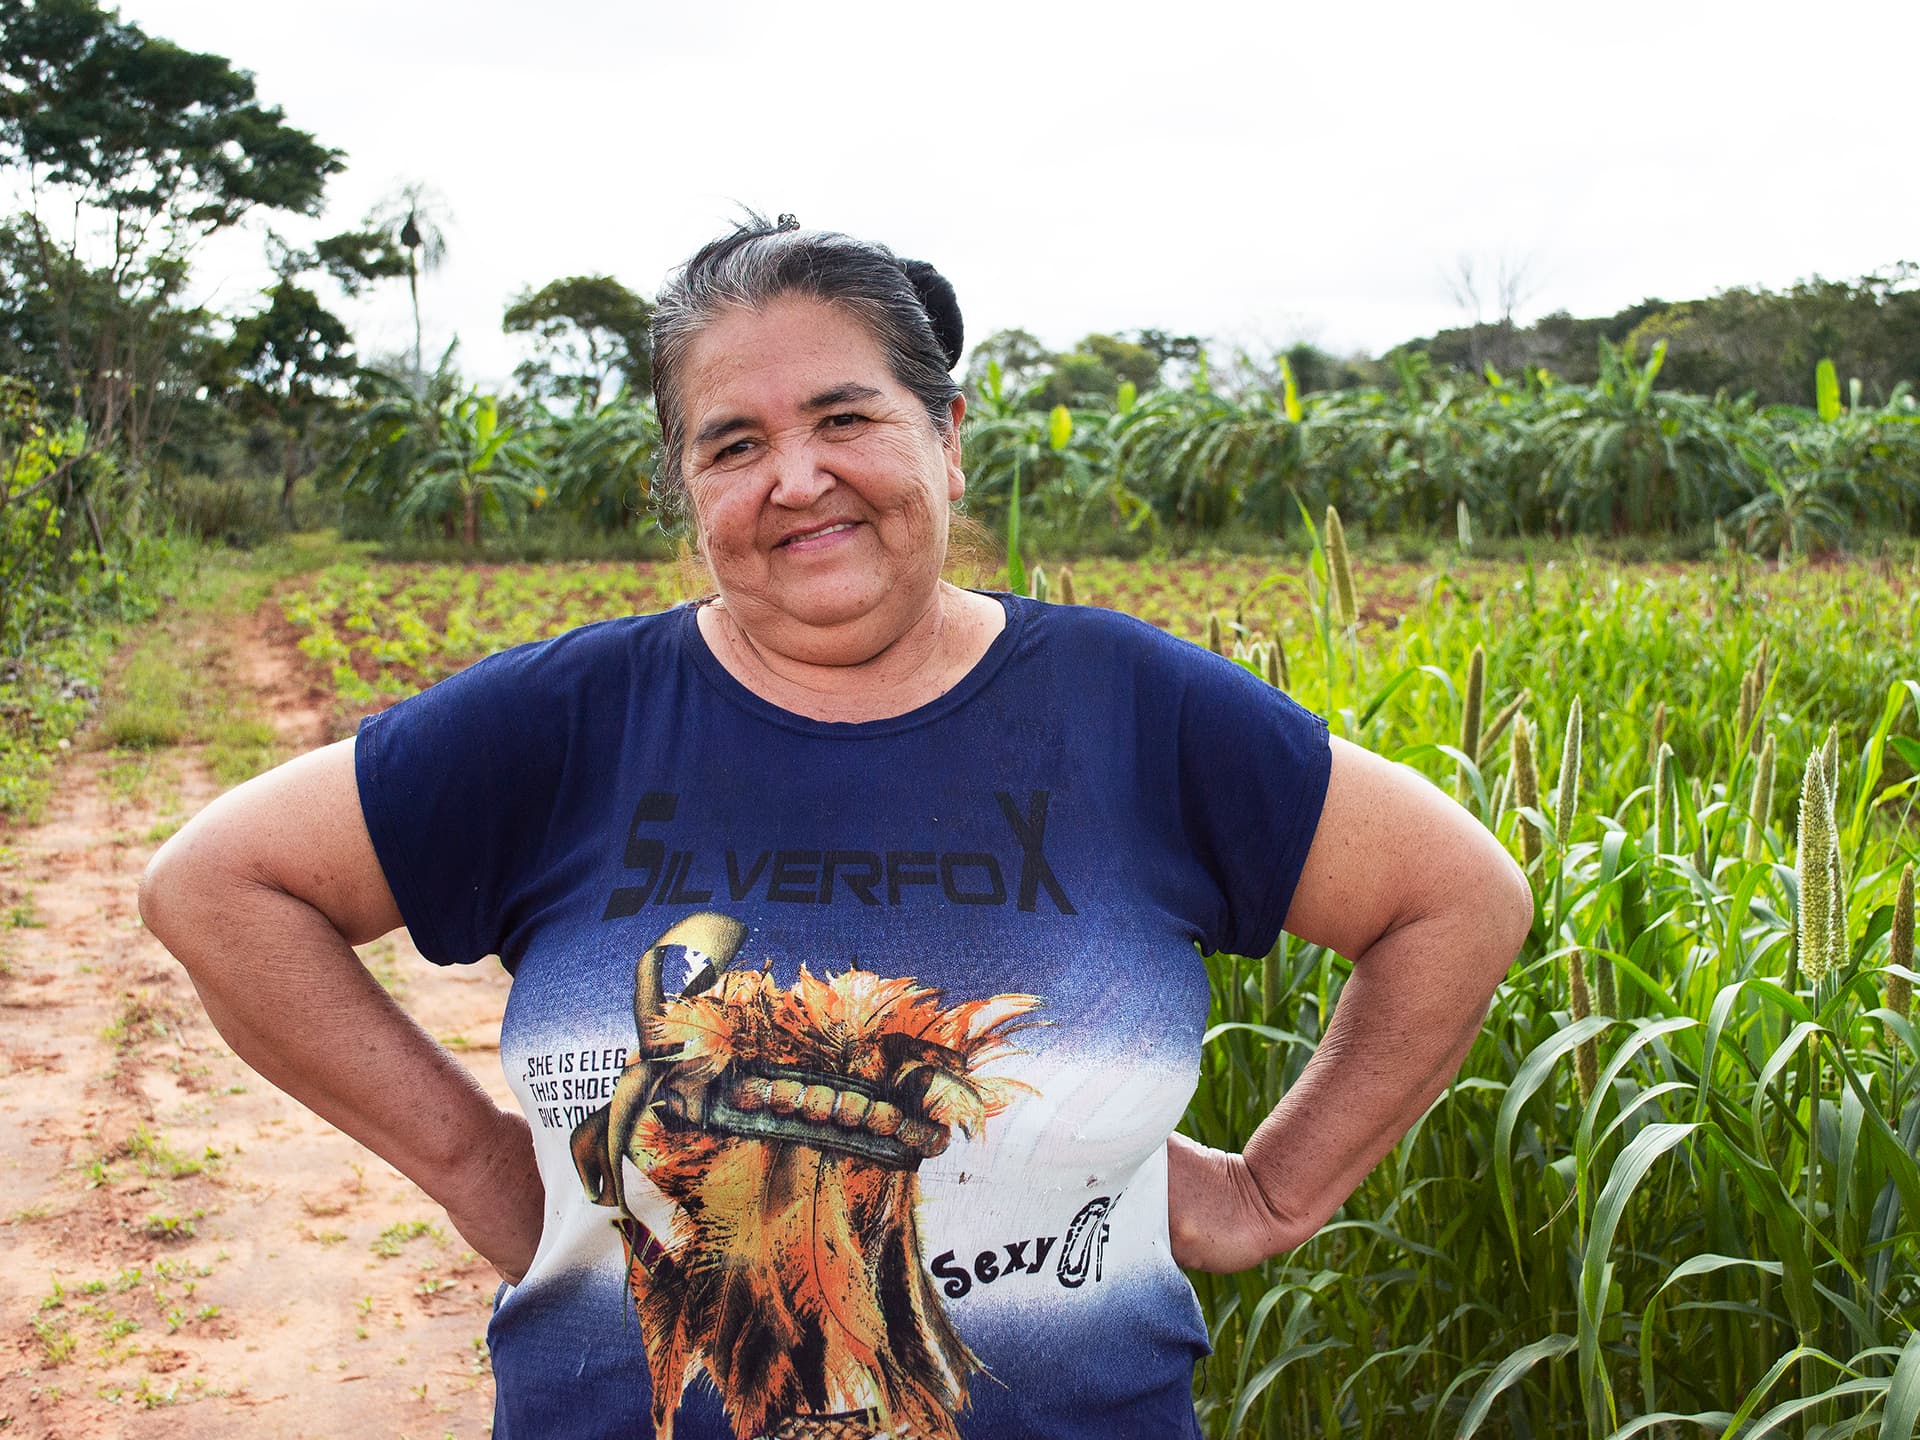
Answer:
[1381,267,1920,406]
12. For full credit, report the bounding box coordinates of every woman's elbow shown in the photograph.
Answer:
[1470,838,1535,982]
[138,824,217,964]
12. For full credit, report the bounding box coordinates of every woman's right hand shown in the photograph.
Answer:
[431,1106,545,1284]
[140,740,545,1283]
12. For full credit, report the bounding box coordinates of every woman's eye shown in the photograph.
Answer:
[822,413,868,432]
[711,439,755,464]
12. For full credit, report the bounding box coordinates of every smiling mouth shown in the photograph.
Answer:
[776,521,860,548]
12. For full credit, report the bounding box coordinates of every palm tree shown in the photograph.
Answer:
[366,182,451,392]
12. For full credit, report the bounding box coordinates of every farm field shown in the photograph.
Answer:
[3,545,1918,1438]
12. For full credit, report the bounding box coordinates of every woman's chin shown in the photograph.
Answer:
[727,577,942,661]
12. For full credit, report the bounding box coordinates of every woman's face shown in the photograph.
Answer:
[678,296,965,654]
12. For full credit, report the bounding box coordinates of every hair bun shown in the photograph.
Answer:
[899,259,964,370]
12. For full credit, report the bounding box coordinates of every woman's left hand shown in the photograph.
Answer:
[1166,737,1534,1275]
[1166,1133,1308,1273]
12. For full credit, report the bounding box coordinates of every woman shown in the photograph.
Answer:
[141,216,1531,1439]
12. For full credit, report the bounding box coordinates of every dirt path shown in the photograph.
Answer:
[0,601,511,1438]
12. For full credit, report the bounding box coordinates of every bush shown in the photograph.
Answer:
[156,473,287,545]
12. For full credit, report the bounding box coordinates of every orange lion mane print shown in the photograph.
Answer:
[571,913,1043,1440]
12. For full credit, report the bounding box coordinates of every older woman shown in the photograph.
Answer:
[141,217,1531,1440]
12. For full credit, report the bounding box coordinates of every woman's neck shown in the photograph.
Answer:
[695,584,1006,723]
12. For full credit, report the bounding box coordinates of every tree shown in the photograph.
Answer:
[503,275,654,409]
[225,284,354,518]
[544,392,662,533]
[362,182,452,387]
[221,228,408,517]
[1037,334,1163,409]
[0,0,341,452]
[1628,268,1920,406]
[963,328,1052,403]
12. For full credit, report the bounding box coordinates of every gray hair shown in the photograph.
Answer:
[649,214,962,526]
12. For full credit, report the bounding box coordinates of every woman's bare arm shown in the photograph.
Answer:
[138,739,543,1281]
[1168,735,1533,1272]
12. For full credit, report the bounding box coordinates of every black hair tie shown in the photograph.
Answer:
[899,259,964,371]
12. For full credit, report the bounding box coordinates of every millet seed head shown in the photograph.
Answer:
[1796,750,1837,987]
[1325,505,1357,628]
[1554,697,1584,848]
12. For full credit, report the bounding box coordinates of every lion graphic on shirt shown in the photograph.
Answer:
[571,912,1041,1440]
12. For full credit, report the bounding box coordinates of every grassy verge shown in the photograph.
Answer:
[2,533,355,828]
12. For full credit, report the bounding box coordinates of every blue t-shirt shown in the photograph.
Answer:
[356,594,1330,1440]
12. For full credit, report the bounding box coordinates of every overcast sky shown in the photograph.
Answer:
[103,0,1920,389]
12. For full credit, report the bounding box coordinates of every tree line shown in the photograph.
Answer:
[4,0,1919,640]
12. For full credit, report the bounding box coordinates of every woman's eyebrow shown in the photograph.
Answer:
[692,414,752,451]
[802,383,884,412]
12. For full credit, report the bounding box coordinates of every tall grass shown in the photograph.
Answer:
[1184,534,1920,1436]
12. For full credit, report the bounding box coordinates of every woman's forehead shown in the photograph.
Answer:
[681,297,901,417]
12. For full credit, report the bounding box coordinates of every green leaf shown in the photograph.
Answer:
[1004,470,1026,596]
[1655,1252,1784,1296]
[1047,404,1072,452]
[1815,357,1841,423]
[1453,1333,1576,1438]
[1279,355,1303,424]
[1494,1015,1612,1258]
[1884,1328,1920,1440]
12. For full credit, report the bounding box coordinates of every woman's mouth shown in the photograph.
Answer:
[777,521,859,550]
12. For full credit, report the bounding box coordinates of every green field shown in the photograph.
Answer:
[276,547,1920,1438]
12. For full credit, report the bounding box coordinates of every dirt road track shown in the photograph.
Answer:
[0,602,511,1438]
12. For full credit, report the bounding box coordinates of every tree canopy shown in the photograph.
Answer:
[502,274,653,409]
[0,0,345,455]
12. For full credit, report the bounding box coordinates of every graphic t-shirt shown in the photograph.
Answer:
[355,594,1331,1440]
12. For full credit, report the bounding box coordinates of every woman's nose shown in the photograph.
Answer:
[766,436,833,507]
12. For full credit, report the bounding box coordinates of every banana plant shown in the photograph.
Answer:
[329,353,541,546]
[392,389,542,546]
[545,389,663,533]
[1531,340,1747,535]
[963,363,1149,536]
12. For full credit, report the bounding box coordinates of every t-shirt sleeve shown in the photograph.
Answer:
[353,645,569,966]
[1155,629,1332,959]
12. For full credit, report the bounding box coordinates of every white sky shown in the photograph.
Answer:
[98,0,1920,389]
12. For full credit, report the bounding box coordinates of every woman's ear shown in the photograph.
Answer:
[944,394,967,502]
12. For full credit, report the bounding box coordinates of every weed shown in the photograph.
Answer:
[134,1375,179,1409]
[104,992,183,1051]
[205,713,280,786]
[141,1211,201,1241]
[120,1124,203,1178]
[30,1316,74,1366]
[372,1219,442,1258]
[97,648,192,750]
